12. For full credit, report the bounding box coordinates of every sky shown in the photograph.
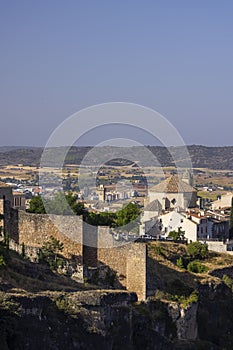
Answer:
[0,0,233,147]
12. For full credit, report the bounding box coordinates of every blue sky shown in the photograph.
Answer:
[0,1,233,146]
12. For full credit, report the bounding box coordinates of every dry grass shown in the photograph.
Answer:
[148,241,233,284]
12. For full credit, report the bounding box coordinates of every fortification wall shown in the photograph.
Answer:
[4,203,148,300]
[127,243,147,301]
[5,205,83,262]
[97,227,148,297]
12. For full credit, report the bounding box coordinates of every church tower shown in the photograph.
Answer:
[98,184,106,202]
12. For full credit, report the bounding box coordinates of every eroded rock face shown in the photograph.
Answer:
[167,302,198,340]
[0,290,175,350]
[197,281,233,349]
[2,284,233,350]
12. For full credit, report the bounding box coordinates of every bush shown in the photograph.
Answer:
[168,227,185,241]
[187,260,208,274]
[0,254,6,268]
[40,236,64,270]
[222,274,233,290]
[183,290,198,308]
[187,242,209,260]
[176,257,184,269]
[154,245,166,256]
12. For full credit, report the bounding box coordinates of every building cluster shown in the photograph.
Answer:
[140,171,231,248]
[0,182,26,211]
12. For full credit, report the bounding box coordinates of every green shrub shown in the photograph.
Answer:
[187,260,208,274]
[183,290,198,308]
[222,274,233,290]
[40,236,64,270]
[176,257,184,269]
[187,242,209,260]
[0,255,6,268]
[154,244,166,257]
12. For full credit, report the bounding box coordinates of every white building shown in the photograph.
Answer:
[212,193,233,210]
[158,210,230,243]
[148,174,197,211]
[158,211,198,242]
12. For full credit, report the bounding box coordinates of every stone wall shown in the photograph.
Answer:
[97,228,148,300]
[199,240,233,255]
[9,239,39,263]
[4,204,83,263]
[4,202,148,300]
[126,243,147,301]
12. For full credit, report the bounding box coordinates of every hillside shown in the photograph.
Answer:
[0,145,233,169]
[1,242,233,348]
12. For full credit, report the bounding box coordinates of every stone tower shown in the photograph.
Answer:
[98,184,106,202]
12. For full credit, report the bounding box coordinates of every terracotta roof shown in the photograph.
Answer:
[150,174,197,193]
[144,199,162,212]
[0,181,13,188]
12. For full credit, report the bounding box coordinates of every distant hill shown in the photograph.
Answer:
[0,145,233,170]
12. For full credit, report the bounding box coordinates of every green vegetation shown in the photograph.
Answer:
[84,211,117,226]
[176,256,184,269]
[187,260,208,274]
[115,202,141,227]
[39,236,64,270]
[222,274,233,291]
[182,290,198,308]
[28,194,141,228]
[28,192,85,216]
[0,293,22,315]
[152,244,166,257]
[0,254,6,268]
[168,227,186,241]
[187,241,209,260]
[28,195,46,214]
[47,191,86,215]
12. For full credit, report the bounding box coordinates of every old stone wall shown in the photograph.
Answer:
[5,204,83,263]
[9,238,39,263]
[127,243,148,301]
[4,202,148,300]
[97,227,148,299]
[199,240,233,255]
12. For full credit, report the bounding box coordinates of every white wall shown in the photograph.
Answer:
[159,211,197,242]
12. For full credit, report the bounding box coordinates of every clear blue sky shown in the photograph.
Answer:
[0,1,233,147]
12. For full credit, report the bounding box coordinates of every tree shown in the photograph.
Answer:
[187,241,209,260]
[28,196,46,214]
[115,203,141,227]
[229,197,233,238]
[28,192,86,216]
[85,211,116,226]
[168,227,185,241]
[40,236,64,270]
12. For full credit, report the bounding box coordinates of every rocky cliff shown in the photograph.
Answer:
[1,283,233,350]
